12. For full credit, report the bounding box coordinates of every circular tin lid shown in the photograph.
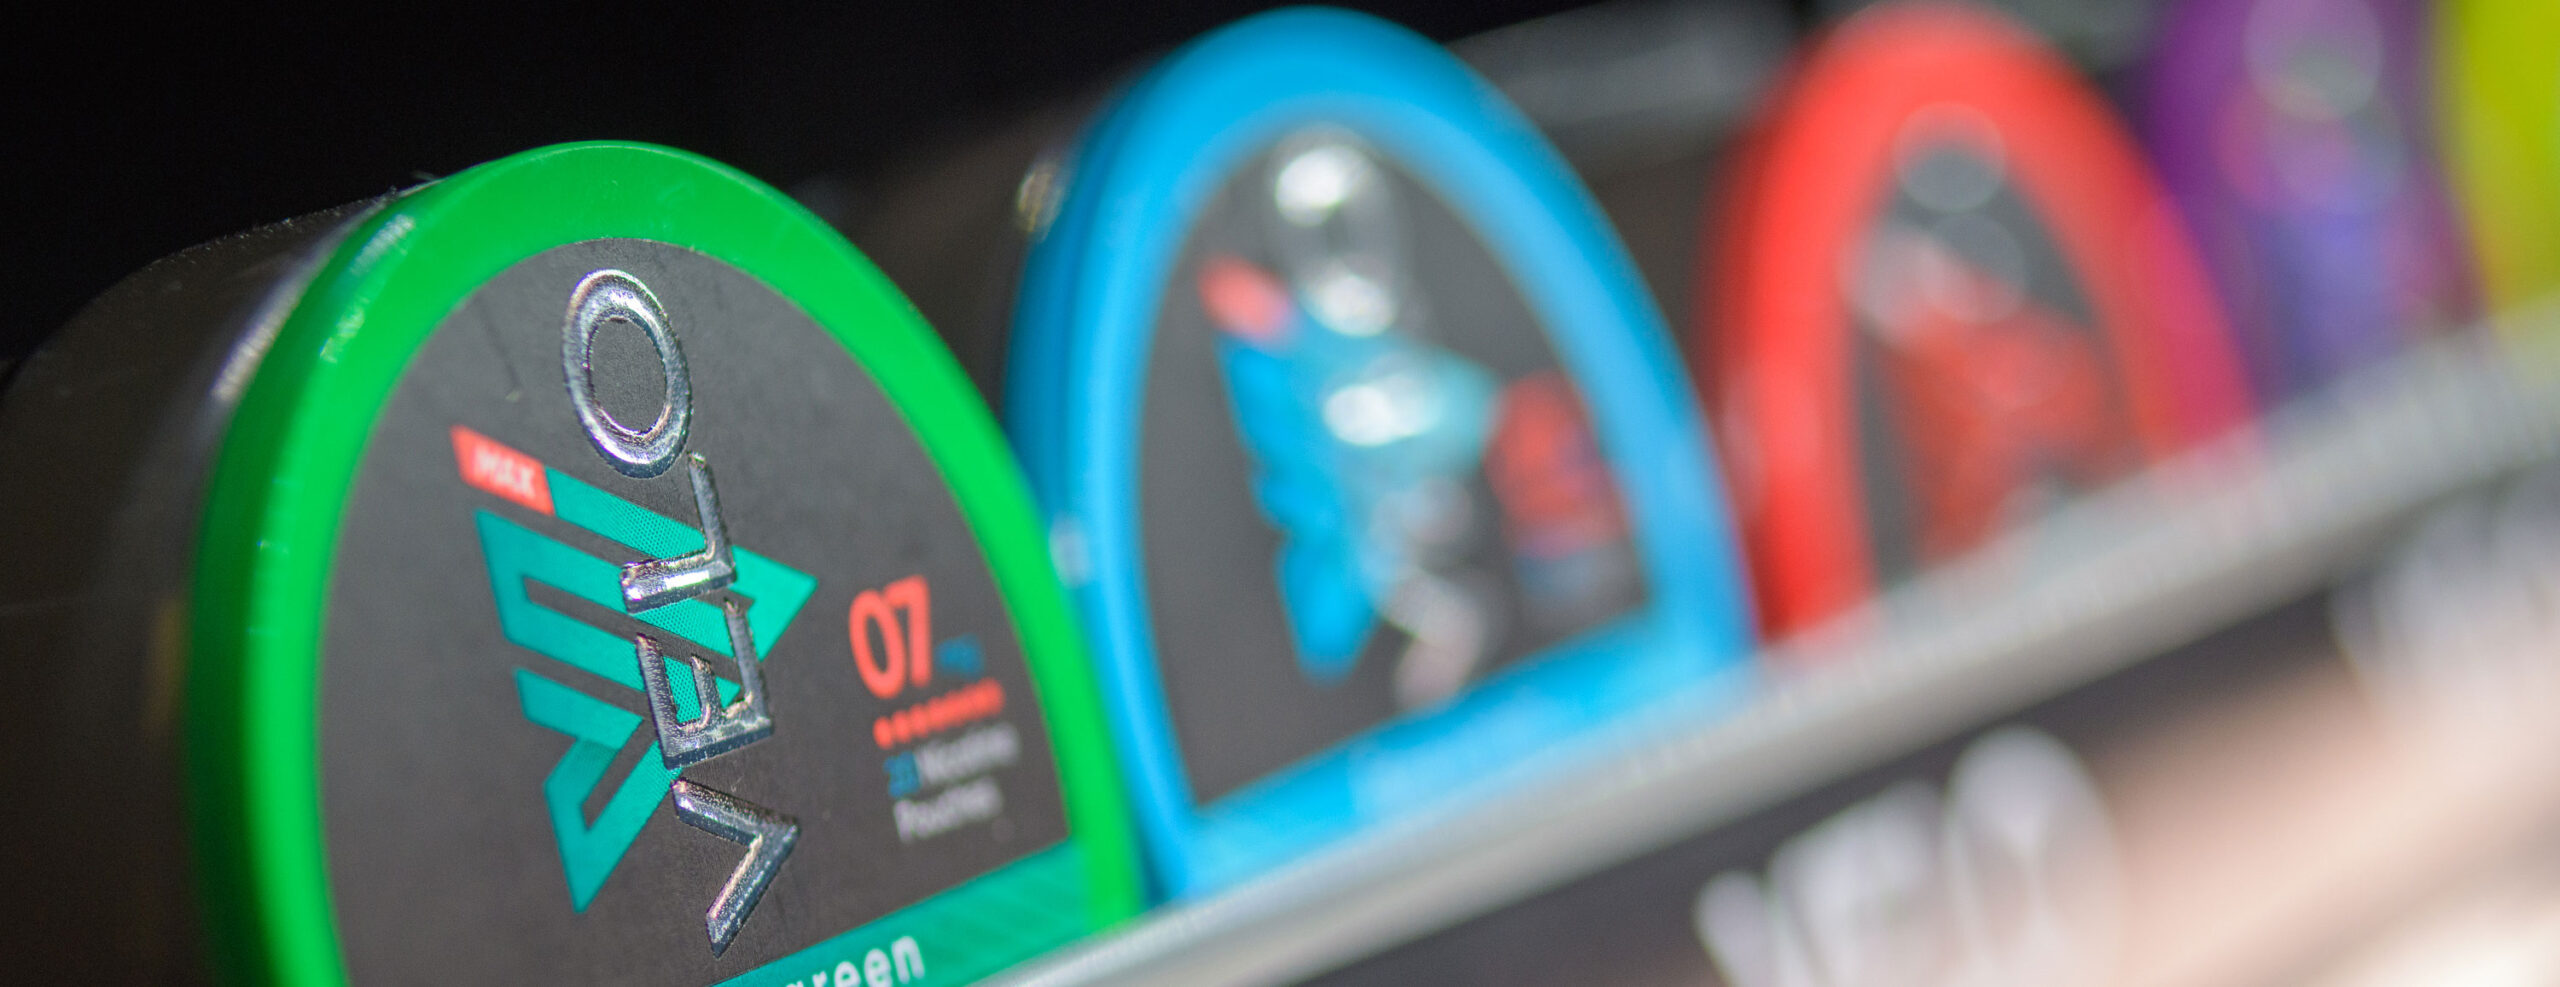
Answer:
[1704,1,2256,638]
[2437,0,2560,315]
[2144,0,2477,397]
[1007,7,1756,896]
[9,142,1138,984]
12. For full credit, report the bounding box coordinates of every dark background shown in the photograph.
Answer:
[7,1,1787,366]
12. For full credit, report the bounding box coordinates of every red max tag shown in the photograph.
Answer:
[451,425,554,515]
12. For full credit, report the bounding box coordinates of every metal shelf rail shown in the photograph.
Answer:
[988,326,2560,987]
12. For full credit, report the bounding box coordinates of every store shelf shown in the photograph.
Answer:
[1455,0,1787,164]
[987,325,2560,987]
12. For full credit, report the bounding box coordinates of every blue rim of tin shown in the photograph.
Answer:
[1006,6,1757,897]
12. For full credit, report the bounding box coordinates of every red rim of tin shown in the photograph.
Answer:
[1701,1,2254,640]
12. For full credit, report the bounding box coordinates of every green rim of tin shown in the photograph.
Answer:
[187,141,1141,984]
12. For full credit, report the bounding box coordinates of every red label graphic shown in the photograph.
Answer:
[850,576,934,699]
[872,679,1007,750]
[1487,372,1629,559]
[1199,254,1295,345]
[451,425,553,515]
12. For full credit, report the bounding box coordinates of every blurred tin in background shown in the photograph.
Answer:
[2142,0,2476,398]
[1703,1,2254,640]
[2436,0,2560,316]
[1005,7,1756,897]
